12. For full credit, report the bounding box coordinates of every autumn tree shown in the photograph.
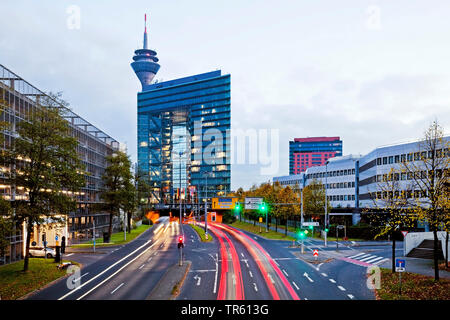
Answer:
[1,93,85,271]
[400,120,449,280]
[303,179,331,222]
[366,168,416,273]
[100,151,134,239]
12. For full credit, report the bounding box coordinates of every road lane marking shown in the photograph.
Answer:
[321,273,328,277]
[110,283,124,294]
[329,279,336,283]
[282,269,289,277]
[249,271,253,278]
[189,269,216,273]
[292,281,300,290]
[338,286,346,291]
[365,256,384,264]
[253,283,258,292]
[373,258,389,265]
[65,253,74,257]
[356,254,371,260]
[147,257,153,262]
[138,264,145,270]
[268,274,275,284]
[241,252,245,258]
[348,294,355,299]
[75,241,155,300]
[58,240,152,300]
[359,255,377,262]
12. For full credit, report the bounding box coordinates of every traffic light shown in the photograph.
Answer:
[178,235,184,249]
[298,231,305,239]
[234,203,241,213]
[324,227,329,232]
[308,225,313,230]
[258,202,268,214]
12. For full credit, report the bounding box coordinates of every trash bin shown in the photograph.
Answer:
[103,232,110,243]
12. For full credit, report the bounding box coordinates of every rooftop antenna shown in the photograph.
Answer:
[143,13,148,49]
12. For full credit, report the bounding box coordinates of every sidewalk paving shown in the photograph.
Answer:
[146,260,191,300]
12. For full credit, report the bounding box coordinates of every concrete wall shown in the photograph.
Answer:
[404,231,448,257]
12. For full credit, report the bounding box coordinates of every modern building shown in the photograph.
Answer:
[275,137,449,225]
[0,64,120,264]
[289,136,342,174]
[132,18,231,205]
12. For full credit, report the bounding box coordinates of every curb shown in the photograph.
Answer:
[146,260,192,300]
[18,261,83,300]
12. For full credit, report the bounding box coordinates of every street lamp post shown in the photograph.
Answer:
[201,171,211,237]
[178,151,185,226]
[324,161,328,247]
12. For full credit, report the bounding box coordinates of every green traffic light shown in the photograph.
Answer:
[308,225,313,230]
[325,228,329,232]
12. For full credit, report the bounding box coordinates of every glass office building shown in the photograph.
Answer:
[132,25,231,204]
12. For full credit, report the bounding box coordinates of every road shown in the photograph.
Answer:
[28,219,390,300]
[29,217,180,300]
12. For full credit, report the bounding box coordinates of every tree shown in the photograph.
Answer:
[1,93,85,271]
[366,167,416,273]
[100,150,134,239]
[400,120,450,281]
[303,179,331,222]
[0,199,13,261]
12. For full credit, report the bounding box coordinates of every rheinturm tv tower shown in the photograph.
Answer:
[131,14,160,90]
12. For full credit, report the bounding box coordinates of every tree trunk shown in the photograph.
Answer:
[108,212,113,242]
[392,231,396,273]
[23,219,33,272]
[433,229,440,281]
[127,212,131,233]
[275,218,278,233]
[285,217,288,236]
[446,232,449,269]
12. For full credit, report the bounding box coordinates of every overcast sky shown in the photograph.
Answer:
[1,1,449,190]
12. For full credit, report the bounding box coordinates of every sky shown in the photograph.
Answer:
[0,0,449,190]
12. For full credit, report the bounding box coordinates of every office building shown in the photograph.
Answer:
[0,64,120,263]
[275,137,449,225]
[132,18,231,204]
[289,136,342,174]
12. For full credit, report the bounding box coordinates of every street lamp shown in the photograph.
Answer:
[175,151,186,226]
[201,171,212,236]
[324,160,329,247]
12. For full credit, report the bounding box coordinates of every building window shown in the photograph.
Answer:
[388,156,393,164]
[394,155,400,163]
[383,157,387,165]
[377,158,382,165]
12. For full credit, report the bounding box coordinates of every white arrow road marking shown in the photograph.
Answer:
[241,252,245,258]
[253,283,258,292]
[338,286,346,291]
[282,269,289,277]
[303,272,314,283]
[194,275,201,286]
[110,283,124,295]
[72,272,89,284]
[292,281,300,290]
[329,279,336,283]
[347,294,355,299]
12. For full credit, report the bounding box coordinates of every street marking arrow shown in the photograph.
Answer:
[194,275,201,286]
[303,272,314,283]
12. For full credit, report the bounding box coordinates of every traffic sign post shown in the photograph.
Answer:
[395,259,406,295]
[313,249,319,261]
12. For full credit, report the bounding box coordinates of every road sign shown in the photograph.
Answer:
[212,197,238,210]
[55,235,59,241]
[395,259,406,272]
[259,217,263,223]
[313,249,319,257]
[337,225,345,229]
[244,197,263,210]
[401,231,408,238]
[302,222,319,227]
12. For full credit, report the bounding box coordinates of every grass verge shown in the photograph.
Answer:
[190,224,213,242]
[228,220,296,241]
[375,268,450,300]
[71,224,151,248]
[0,258,79,300]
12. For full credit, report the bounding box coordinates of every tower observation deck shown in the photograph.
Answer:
[131,14,160,90]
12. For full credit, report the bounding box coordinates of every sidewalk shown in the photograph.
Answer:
[146,260,191,300]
